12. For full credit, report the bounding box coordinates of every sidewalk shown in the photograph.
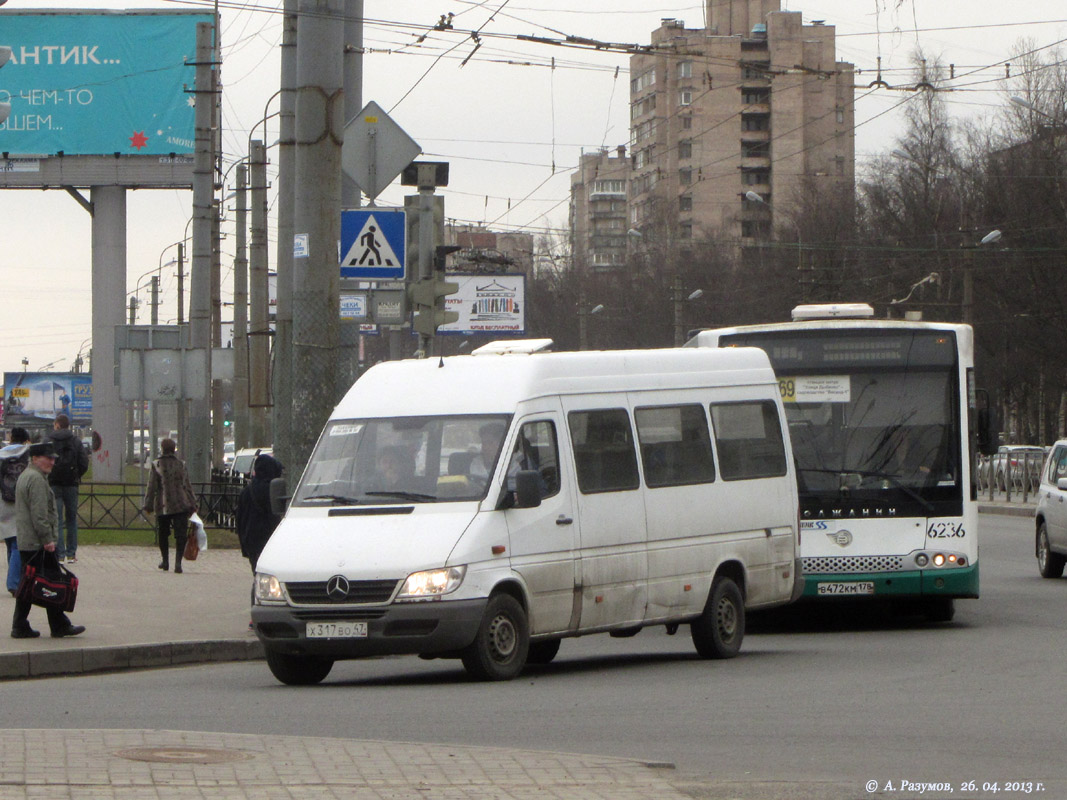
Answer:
[0,545,261,680]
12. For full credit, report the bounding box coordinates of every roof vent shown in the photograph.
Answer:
[471,339,554,356]
[791,303,874,321]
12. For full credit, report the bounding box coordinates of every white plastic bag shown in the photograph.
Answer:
[189,511,208,551]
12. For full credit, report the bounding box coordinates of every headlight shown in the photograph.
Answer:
[255,573,285,603]
[397,565,466,598]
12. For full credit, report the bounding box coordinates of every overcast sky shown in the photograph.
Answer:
[1,0,1066,377]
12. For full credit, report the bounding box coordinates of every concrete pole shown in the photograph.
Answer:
[337,0,364,395]
[233,162,249,451]
[89,186,126,482]
[272,0,297,472]
[249,139,271,445]
[211,195,224,468]
[188,21,216,484]
[176,241,186,458]
[291,0,345,473]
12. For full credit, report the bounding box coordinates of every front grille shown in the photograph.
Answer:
[285,579,400,605]
[802,555,905,575]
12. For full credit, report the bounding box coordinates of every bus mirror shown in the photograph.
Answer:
[974,388,998,457]
[269,477,290,515]
[513,470,542,509]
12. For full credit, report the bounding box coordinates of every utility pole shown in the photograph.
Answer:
[338,0,364,396]
[233,162,249,451]
[250,139,270,445]
[272,0,298,472]
[188,21,216,484]
[291,0,345,472]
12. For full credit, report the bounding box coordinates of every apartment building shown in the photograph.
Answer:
[571,0,854,265]
[569,145,632,271]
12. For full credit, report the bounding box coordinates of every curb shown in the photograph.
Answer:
[978,503,1035,518]
[0,638,263,681]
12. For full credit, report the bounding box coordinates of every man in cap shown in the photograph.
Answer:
[11,441,85,639]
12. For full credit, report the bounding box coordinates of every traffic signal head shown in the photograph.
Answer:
[409,276,459,336]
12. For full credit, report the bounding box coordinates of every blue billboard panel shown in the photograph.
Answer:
[0,12,211,156]
[3,372,91,425]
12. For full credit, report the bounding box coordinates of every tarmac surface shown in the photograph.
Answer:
[0,500,1035,799]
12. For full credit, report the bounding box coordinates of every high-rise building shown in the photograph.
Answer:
[570,0,854,265]
[569,145,631,271]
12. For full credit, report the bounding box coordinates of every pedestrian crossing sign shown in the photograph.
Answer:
[340,209,406,280]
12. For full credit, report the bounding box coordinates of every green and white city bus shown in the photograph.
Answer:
[687,303,996,621]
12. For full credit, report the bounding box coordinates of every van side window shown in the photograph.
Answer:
[710,400,788,480]
[568,409,640,494]
[509,420,561,498]
[635,404,716,487]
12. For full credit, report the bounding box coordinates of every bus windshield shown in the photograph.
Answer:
[721,329,962,515]
[293,414,512,506]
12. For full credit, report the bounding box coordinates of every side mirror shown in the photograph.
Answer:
[513,470,542,509]
[269,477,290,516]
[975,388,998,457]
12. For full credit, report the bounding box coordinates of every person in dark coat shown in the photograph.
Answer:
[143,438,197,574]
[235,454,284,573]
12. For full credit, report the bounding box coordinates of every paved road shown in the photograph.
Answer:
[2,505,1059,799]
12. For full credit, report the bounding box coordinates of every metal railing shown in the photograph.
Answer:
[976,451,1045,503]
[75,473,247,531]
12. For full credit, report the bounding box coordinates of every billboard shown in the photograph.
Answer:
[439,274,526,335]
[3,372,91,425]
[0,11,211,156]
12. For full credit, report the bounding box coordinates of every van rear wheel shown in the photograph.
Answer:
[461,594,529,681]
[265,650,334,685]
[691,576,744,659]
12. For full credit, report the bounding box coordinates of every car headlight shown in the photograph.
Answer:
[255,573,285,603]
[397,565,466,599]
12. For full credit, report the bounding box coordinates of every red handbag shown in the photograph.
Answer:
[16,552,79,612]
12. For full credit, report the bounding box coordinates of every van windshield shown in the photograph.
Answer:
[293,414,512,506]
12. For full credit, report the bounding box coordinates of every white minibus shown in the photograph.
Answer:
[252,341,801,684]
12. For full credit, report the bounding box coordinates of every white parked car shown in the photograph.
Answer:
[1034,441,1067,579]
[992,444,1045,492]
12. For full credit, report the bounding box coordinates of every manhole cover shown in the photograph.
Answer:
[114,746,252,764]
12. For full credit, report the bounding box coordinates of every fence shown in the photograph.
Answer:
[76,472,247,531]
[975,451,1045,504]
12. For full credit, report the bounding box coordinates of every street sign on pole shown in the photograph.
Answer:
[341,101,422,201]
[340,209,407,280]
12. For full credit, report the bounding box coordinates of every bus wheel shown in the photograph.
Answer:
[691,576,744,659]
[526,639,561,665]
[1037,523,1066,579]
[461,594,529,681]
[923,597,955,623]
[265,650,334,685]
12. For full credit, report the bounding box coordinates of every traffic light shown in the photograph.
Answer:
[409,275,459,336]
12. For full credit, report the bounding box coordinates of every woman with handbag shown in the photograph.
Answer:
[11,441,85,639]
[143,438,197,574]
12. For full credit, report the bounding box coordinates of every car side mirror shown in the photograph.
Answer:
[513,470,542,509]
[269,477,290,516]
[1057,478,1067,492]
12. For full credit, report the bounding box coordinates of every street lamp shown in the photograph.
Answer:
[578,303,603,351]
[745,191,807,297]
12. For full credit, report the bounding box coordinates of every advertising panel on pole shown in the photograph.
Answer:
[3,372,91,425]
[0,11,211,156]
[437,274,526,336]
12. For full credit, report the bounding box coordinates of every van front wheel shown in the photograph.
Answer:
[461,594,529,681]
[265,650,334,685]
[691,576,744,659]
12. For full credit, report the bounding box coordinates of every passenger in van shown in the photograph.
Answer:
[374,447,415,492]
[468,423,506,482]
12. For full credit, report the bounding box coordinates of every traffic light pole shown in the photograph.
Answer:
[415,173,435,358]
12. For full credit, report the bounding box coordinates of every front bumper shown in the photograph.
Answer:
[800,562,979,599]
[252,598,488,660]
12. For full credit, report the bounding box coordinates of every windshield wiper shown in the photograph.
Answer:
[364,490,436,503]
[302,494,361,506]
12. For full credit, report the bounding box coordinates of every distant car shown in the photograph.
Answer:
[1035,441,1067,578]
[991,445,1045,491]
[223,441,235,466]
[230,446,272,478]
